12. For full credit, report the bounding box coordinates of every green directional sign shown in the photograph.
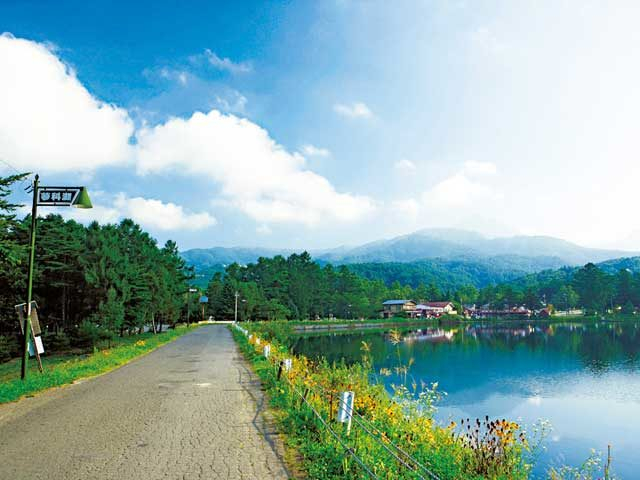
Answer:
[37,186,92,208]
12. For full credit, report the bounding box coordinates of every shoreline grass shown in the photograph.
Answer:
[231,325,530,479]
[0,325,194,404]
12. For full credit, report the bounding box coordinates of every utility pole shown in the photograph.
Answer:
[20,176,92,380]
[21,175,39,380]
[234,291,239,323]
[187,288,198,325]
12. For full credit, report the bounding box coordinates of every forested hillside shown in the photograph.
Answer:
[182,228,635,274]
[204,251,640,320]
[0,174,192,359]
[347,255,566,290]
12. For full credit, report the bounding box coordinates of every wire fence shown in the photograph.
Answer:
[233,323,442,480]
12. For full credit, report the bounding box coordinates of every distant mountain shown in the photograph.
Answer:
[181,247,294,267]
[315,228,635,265]
[348,255,568,290]
[181,229,638,288]
[597,256,640,274]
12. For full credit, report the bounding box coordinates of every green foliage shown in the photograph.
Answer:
[0,335,18,363]
[548,449,616,480]
[207,253,455,321]
[70,320,102,351]
[339,255,564,291]
[43,332,71,353]
[0,176,191,347]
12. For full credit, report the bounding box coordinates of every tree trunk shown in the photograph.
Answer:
[61,286,67,330]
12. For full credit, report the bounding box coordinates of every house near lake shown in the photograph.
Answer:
[381,299,417,318]
[381,300,457,318]
[417,301,457,316]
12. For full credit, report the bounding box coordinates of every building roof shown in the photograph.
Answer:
[421,301,453,308]
[382,299,415,305]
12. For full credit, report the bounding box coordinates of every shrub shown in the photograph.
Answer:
[0,335,17,363]
[69,321,102,351]
[44,332,71,353]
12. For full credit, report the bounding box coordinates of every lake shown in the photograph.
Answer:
[291,321,640,478]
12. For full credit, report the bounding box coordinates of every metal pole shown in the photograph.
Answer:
[234,291,239,323]
[21,174,39,380]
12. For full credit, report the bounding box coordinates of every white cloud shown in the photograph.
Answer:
[468,26,509,59]
[214,91,247,114]
[45,193,216,231]
[135,110,375,226]
[391,199,419,217]
[422,173,501,208]
[387,161,505,237]
[394,159,416,171]
[0,34,134,172]
[333,102,373,119]
[113,194,216,230]
[301,144,331,157]
[256,224,272,235]
[463,160,497,176]
[201,49,252,74]
[0,35,372,230]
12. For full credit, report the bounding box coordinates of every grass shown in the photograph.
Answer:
[0,325,194,404]
[232,325,531,480]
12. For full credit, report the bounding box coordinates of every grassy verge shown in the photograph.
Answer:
[231,325,530,480]
[0,325,194,404]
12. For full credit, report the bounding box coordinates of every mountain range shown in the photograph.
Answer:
[181,229,639,288]
[183,228,634,266]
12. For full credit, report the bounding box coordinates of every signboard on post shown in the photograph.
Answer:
[15,301,41,336]
[28,336,45,357]
[37,187,86,207]
[337,391,355,435]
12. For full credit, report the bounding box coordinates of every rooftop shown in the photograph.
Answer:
[382,299,414,305]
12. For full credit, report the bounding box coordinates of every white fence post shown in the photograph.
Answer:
[263,344,271,358]
[283,358,292,372]
[337,391,355,436]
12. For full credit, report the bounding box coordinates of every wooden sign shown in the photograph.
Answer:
[15,301,41,336]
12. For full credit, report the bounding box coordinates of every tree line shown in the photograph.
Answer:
[206,252,473,321]
[475,262,639,314]
[0,174,192,359]
[205,252,640,321]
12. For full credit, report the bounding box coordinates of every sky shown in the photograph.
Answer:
[1,0,640,251]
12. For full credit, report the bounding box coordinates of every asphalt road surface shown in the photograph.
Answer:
[0,325,290,480]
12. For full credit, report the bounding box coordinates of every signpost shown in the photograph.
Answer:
[16,301,44,373]
[20,175,92,380]
[199,295,208,322]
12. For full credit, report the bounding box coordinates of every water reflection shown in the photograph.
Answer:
[292,321,640,478]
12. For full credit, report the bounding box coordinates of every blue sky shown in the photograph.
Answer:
[2,1,640,250]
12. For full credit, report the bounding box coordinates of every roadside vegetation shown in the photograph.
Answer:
[0,325,192,403]
[233,326,534,480]
[0,174,194,365]
[234,324,618,480]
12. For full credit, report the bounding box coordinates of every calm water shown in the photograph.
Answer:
[292,321,640,478]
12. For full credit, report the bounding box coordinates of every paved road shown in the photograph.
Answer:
[0,326,291,480]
